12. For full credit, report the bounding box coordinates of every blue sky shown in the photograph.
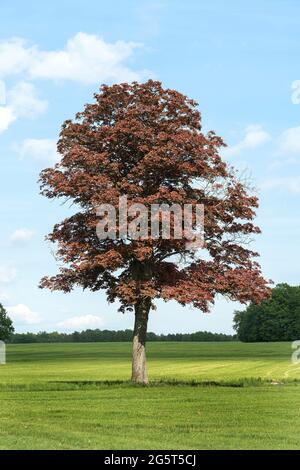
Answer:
[0,0,300,334]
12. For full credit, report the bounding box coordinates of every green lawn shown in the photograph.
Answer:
[0,341,300,449]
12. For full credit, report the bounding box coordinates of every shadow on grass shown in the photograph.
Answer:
[0,377,296,392]
[55,378,263,388]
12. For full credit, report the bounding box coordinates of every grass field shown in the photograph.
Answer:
[1,341,300,449]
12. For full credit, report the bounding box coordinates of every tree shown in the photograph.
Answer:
[234,284,300,342]
[39,80,270,383]
[0,303,14,341]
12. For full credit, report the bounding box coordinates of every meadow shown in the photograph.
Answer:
[0,341,300,449]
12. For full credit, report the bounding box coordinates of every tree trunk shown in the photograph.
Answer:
[131,298,151,384]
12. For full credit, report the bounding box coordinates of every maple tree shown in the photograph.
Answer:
[39,80,271,383]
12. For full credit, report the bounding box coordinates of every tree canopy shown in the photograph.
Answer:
[39,80,270,311]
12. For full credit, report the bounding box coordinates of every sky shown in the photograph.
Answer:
[0,0,300,334]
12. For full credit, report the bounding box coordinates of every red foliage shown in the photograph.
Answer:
[39,80,271,312]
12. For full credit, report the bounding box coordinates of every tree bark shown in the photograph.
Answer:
[131,298,151,384]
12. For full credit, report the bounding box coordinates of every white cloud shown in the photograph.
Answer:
[0,106,15,132]
[10,228,35,243]
[57,314,104,331]
[0,38,35,78]
[0,33,146,84]
[16,138,59,163]
[0,81,47,133]
[30,33,144,84]
[0,33,149,133]
[278,126,300,155]
[7,303,41,324]
[223,125,271,157]
[0,265,17,283]
[8,81,47,118]
[262,176,300,194]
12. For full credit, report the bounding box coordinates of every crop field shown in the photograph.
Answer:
[0,342,300,449]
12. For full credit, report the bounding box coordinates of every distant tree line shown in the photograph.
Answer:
[8,329,236,344]
[234,284,300,342]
